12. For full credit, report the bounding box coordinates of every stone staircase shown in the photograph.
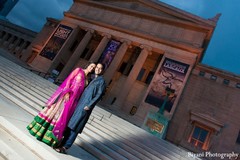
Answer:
[0,54,198,160]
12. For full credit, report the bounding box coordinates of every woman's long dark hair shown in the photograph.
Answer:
[84,61,96,69]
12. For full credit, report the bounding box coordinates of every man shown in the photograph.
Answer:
[54,63,106,153]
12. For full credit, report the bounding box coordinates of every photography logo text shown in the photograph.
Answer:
[188,151,239,159]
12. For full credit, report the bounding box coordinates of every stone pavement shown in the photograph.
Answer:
[0,93,97,160]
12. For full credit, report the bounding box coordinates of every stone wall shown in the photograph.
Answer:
[167,64,240,153]
[0,19,36,61]
[70,1,207,48]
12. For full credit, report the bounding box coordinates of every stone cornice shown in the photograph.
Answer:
[194,64,240,81]
[140,44,152,52]
[74,0,214,33]
[46,17,60,24]
[101,33,111,39]
[140,0,217,27]
[190,111,224,132]
[64,12,203,55]
[0,19,37,36]
[120,38,131,45]
[85,28,95,34]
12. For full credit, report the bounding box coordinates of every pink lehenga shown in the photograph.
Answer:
[27,68,86,147]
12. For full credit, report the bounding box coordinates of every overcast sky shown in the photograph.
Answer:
[6,0,240,75]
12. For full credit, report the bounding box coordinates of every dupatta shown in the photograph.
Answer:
[46,68,86,141]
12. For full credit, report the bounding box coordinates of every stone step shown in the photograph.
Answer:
[0,126,42,160]
[93,106,193,160]
[0,86,38,115]
[0,85,131,159]
[74,135,112,160]
[0,54,199,160]
[0,55,131,159]
[89,116,172,160]
[0,54,57,89]
[0,76,187,160]
[80,132,128,160]
[0,55,57,93]
[0,112,59,160]
[0,93,97,160]
[0,64,124,124]
[84,123,155,160]
[0,64,56,94]
[0,73,46,106]
[0,62,54,98]
[0,55,126,127]
[0,78,43,110]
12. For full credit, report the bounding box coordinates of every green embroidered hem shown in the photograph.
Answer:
[27,115,59,147]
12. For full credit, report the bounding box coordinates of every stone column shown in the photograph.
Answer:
[0,31,4,38]
[89,33,111,62]
[104,39,131,85]
[21,42,34,61]
[114,45,152,109]
[0,33,9,45]
[4,35,15,48]
[57,29,94,80]
[10,38,21,52]
[16,41,28,57]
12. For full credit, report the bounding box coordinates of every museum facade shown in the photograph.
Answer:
[9,0,240,155]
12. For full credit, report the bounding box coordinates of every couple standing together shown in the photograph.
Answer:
[27,62,106,154]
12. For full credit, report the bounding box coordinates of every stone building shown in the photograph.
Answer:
[0,19,35,61]
[167,64,240,154]
[24,0,240,155]
[0,0,35,61]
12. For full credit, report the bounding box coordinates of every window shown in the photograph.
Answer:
[11,36,17,44]
[236,131,240,144]
[145,71,154,84]
[6,34,10,41]
[199,71,205,77]
[189,111,224,151]
[210,75,217,81]
[188,125,211,150]
[85,50,93,60]
[137,68,145,81]
[236,83,240,89]
[18,39,24,47]
[80,48,89,59]
[118,62,127,74]
[69,40,78,52]
[56,63,64,73]
[24,41,30,49]
[223,79,230,85]
[118,62,132,76]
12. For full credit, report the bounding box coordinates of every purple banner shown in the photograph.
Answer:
[40,24,73,60]
[98,40,121,70]
[145,58,189,112]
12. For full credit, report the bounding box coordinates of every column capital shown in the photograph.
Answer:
[101,33,111,39]
[85,28,95,34]
[140,44,152,51]
[120,38,131,45]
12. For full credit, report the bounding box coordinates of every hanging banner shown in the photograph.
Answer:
[145,58,189,112]
[98,40,121,70]
[39,24,73,60]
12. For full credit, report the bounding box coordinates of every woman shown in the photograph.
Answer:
[26,62,96,147]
